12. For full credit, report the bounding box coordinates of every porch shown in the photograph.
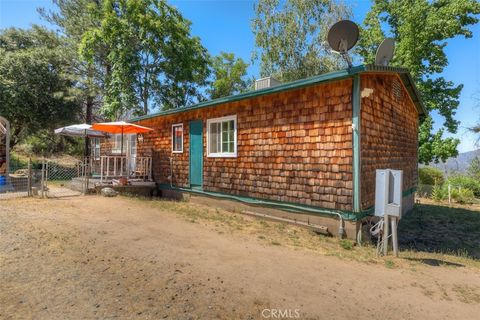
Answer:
[90,155,153,183]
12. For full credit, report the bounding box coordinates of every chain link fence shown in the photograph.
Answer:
[0,157,90,200]
[43,159,89,198]
[0,158,36,199]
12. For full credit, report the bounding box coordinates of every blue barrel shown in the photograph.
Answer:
[0,175,5,186]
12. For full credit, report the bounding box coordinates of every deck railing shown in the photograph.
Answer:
[98,156,152,182]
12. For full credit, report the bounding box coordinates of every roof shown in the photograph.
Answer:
[130,64,426,122]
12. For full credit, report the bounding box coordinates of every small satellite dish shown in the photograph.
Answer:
[375,38,395,66]
[327,20,359,68]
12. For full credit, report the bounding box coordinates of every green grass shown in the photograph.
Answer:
[339,239,354,250]
[384,259,395,268]
[398,202,480,260]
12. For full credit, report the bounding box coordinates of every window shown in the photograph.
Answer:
[172,123,183,153]
[92,138,101,160]
[130,134,137,156]
[207,115,237,157]
[112,134,127,154]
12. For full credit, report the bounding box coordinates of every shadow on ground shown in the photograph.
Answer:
[403,257,465,267]
[398,203,480,260]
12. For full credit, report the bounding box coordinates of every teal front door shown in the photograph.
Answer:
[189,120,203,188]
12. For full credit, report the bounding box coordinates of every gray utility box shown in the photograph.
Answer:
[374,169,403,218]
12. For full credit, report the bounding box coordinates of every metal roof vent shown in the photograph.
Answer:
[255,76,281,90]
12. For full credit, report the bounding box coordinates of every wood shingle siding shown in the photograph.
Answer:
[360,73,419,211]
[136,79,354,211]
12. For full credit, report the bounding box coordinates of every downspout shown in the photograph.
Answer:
[169,157,173,188]
[352,74,362,213]
[332,211,344,238]
[352,74,362,243]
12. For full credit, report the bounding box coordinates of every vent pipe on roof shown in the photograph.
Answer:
[255,76,281,90]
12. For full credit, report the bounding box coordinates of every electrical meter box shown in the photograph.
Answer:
[374,169,403,218]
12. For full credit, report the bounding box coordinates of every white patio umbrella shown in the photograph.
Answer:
[54,123,107,138]
[55,124,108,157]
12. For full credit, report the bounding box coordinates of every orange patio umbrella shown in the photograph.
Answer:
[92,121,153,155]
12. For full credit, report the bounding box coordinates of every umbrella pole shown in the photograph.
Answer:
[84,129,88,159]
[121,127,124,156]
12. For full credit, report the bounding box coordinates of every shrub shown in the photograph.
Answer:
[419,167,445,186]
[431,184,447,202]
[450,188,475,204]
[447,175,480,198]
[467,157,480,180]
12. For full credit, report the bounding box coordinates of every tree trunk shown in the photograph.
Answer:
[143,67,148,115]
[143,98,148,115]
[84,95,94,158]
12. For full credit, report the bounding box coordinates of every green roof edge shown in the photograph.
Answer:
[130,64,425,122]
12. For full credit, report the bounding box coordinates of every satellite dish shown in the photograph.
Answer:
[375,38,395,66]
[327,20,359,68]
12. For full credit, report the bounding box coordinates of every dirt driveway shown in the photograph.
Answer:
[1,196,479,319]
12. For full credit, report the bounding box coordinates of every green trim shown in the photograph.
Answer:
[402,186,417,197]
[352,74,361,213]
[130,65,425,123]
[159,184,372,221]
[159,184,418,221]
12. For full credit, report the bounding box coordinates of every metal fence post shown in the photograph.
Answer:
[40,158,45,198]
[83,157,89,195]
[86,157,90,195]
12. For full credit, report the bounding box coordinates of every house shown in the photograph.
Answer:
[106,65,425,239]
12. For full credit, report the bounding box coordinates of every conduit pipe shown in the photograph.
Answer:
[241,210,329,235]
[168,186,348,238]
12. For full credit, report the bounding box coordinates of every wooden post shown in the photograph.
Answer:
[100,156,104,183]
[27,158,32,196]
[391,217,399,257]
[383,214,390,256]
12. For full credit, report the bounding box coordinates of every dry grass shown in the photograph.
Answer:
[130,196,480,270]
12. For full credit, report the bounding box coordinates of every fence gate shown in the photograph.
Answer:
[43,159,88,198]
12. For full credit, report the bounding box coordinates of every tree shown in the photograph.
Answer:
[39,0,106,156]
[208,52,249,99]
[80,0,210,118]
[39,0,105,125]
[0,26,80,148]
[251,0,351,82]
[470,91,480,146]
[357,0,480,164]
[468,156,480,179]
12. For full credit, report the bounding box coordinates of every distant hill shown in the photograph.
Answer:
[425,149,480,174]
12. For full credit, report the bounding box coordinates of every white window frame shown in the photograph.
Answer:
[172,123,184,153]
[129,134,137,156]
[112,134,123,154]
[92,137,101,160]
[206,115,237,158]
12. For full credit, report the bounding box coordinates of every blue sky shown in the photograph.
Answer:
[1,0,479,152]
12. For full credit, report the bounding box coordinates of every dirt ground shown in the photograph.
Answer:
[1,196,480,320]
